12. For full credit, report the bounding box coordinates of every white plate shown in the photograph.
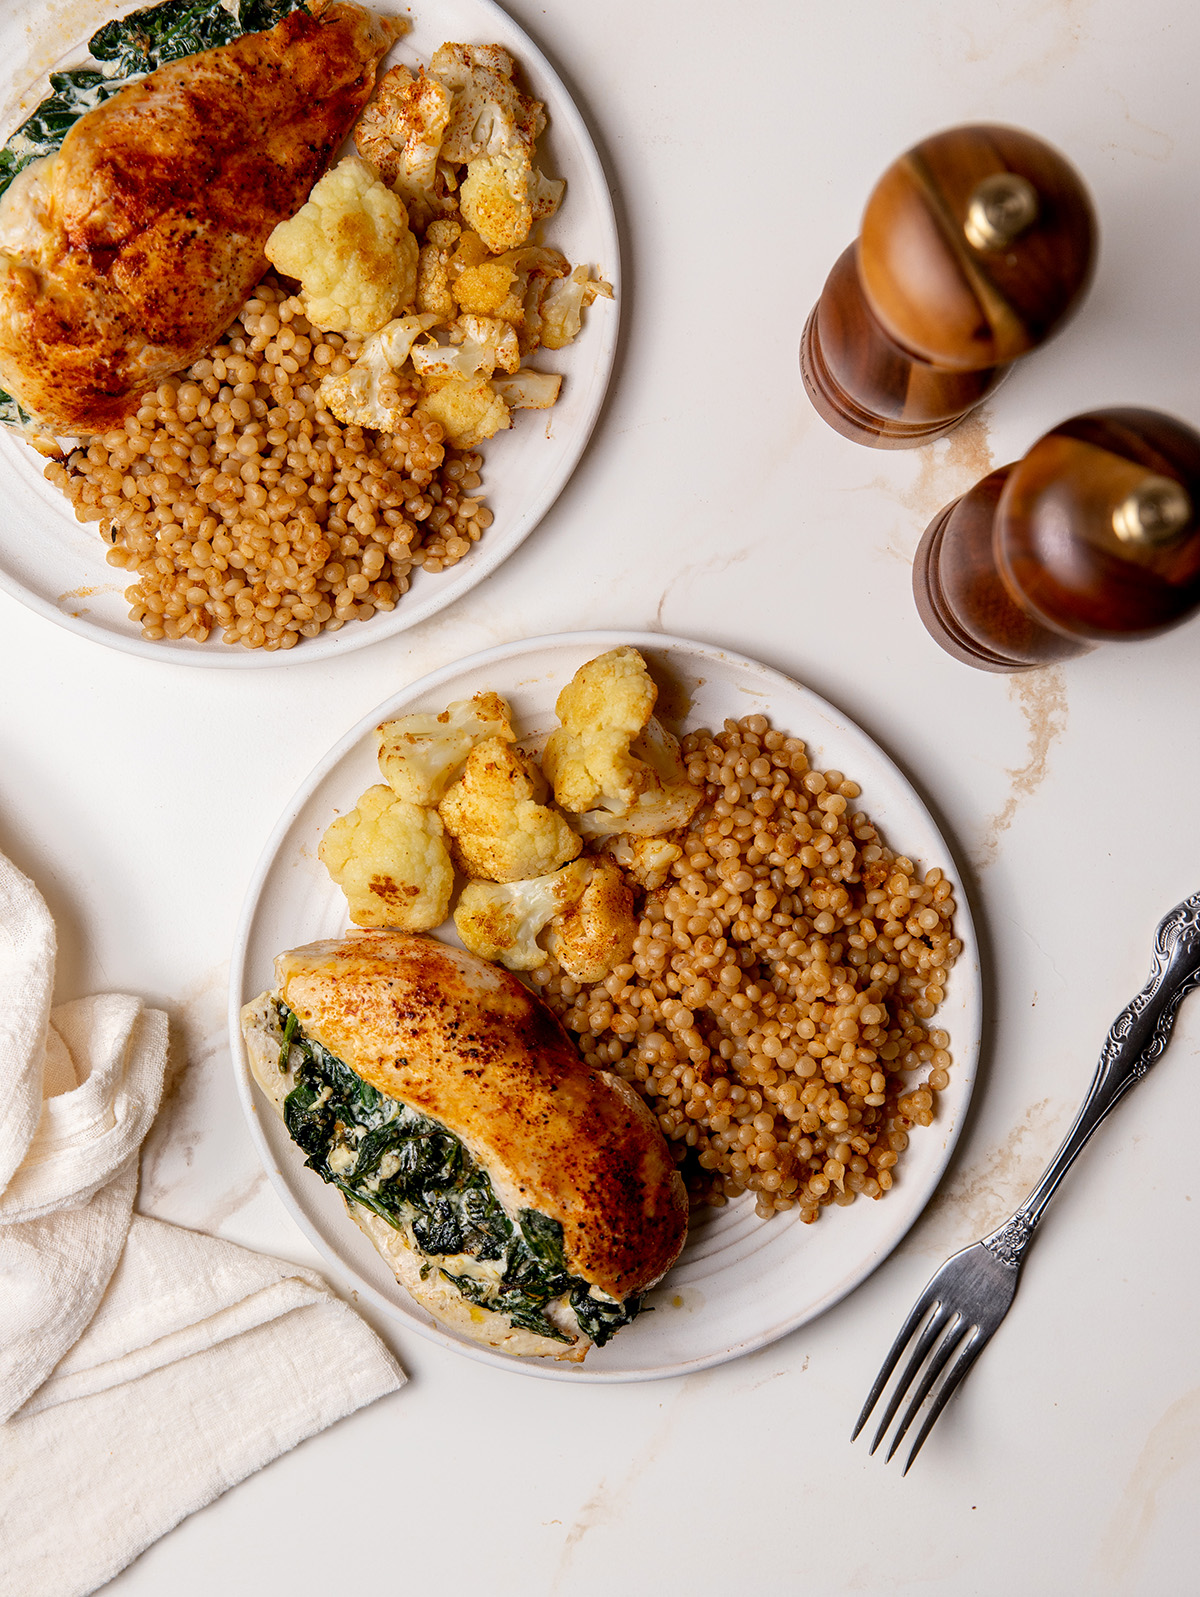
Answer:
[0,0,619,666]
[229,632,982,1379]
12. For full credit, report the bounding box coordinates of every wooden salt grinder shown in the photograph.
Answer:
[912,408,1200,671]
[800,124,1097,447]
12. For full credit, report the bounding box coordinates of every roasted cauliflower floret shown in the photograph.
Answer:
[455,315,521,374]
[416,374,511,449]
[431,43,545,163]
[454,858,635,981]
[542,647,658,813]
[415,220,463,318]
[451,253,523,320]
[376,691,515,805]
[450,239,568,326]
[460,149,563,254]
[603,835,684,891]
[438,736,581,882]
[354,64,455,224]
[542,648,703,838]
[318,313,439,431]
[318,785,453,931]
[545,859,637,981]
[265,157,418,337]
[454,858,588,970]
[355,45,563,252]
[406,315,518,383]
[530,264,614,351]
[492,369,562,410]
[410,334,493,383]
[428,43,563,252]
[576,716,703,838]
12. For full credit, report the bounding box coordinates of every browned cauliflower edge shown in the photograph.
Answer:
[542,648,702,837]
[438,736,582,882]
[318,784,453,929]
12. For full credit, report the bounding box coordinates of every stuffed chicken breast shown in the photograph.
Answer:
[242,930,688,1361]
[0,1,403,434]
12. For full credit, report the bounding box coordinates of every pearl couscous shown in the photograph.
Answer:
[47,276,491,649]
[533,714,961,1222]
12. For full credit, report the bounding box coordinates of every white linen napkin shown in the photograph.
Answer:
[0,851,405,1597]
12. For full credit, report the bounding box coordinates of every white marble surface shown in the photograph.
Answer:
[3,0,1200,1591]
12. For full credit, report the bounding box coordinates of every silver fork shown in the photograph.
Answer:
[853,888,1200,1472]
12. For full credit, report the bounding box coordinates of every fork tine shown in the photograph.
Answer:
[883,1312,971,1462]
[899,1328,988,1475]
[850,1291,942,1441]
[867,1300,955,1454]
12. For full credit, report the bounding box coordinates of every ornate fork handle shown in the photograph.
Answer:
[983,890,1200,1270]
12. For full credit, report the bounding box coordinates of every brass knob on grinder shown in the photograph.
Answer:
[800,124,1097,448]
[912,408,1200,671]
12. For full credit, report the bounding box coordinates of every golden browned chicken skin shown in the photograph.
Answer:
[271,931,689,1302]
[0,2,404,434]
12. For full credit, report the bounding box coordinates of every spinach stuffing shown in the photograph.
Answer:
[277,1002,643,1348]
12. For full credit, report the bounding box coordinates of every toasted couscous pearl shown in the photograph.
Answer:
[45,277,495,650]
[535,716,958,1222]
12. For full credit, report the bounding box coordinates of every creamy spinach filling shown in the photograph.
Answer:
[0,0,309,428]
[276,1003,642,1348]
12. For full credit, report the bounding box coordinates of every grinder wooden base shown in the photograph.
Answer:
[911,468,1090,672]
[800,246,1006,450]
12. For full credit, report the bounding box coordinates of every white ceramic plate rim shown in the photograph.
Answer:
[0,0,620,667]
[228,631,982,1380]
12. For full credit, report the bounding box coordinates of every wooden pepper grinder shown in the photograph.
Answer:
[912,408,1200,670]
[800,124,1097,447]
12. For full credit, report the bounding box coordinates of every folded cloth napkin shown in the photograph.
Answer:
[0,852,404,1597]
